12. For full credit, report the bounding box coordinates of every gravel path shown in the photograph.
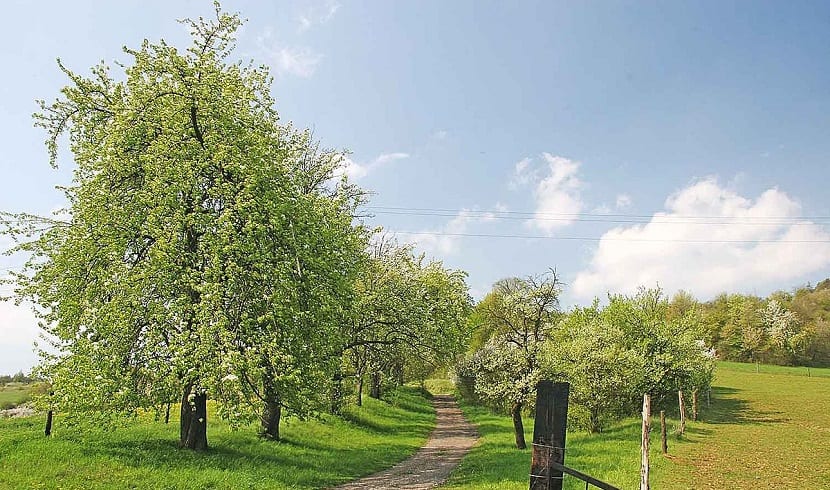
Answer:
[333,394,479,490]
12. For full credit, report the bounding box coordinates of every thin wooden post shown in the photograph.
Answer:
[678,390,686,435]
[530,381,569,490]
[660,410,667,454]
[640,394,650,490]
[691,390,699,422]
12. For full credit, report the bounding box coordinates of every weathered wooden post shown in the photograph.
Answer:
[660,410,667,454]
[641,394,651,490]
[529,381,569,490]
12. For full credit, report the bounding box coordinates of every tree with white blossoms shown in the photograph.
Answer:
[2,4,366,449]
[760,299,809,364]
[456,271,563,449]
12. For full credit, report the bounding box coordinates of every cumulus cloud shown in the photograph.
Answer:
[572,178,830,300]
[339,152,410,180]
[508,153,584,233]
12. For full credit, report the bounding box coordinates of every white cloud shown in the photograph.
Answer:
[256,29,322,78]
[527,153,583,234]
[432,130,448,140]
[272,47,322,78]
[339,152,410,180]
[572,178,830,300]
[399,207,498,256]
[508,157,533,189]
[297,1,341,32]
[616,194,632,209]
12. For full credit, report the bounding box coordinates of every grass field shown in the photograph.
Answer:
[0,386,435,489]
[0,383,35,410]
[440,361,830,489]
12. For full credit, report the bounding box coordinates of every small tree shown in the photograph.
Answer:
[458,271,563,449]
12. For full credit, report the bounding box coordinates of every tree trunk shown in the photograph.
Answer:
[45,391,54,437]
[370,372,381,399]
[179,383,193,447]
[691,390,699,421]
[641,394,651,490]
[678,390,686,435]
[45,410,53,437]
[164,402,171,424]
[357,376,364,407]
[182,391,208,451]
[511,402,526,449]
[260,398,282,441]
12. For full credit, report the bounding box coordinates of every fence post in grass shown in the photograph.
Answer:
[660,410,667,454]
[529,381,569,490]
[678,390,686,435]
[641,394,650,490]
[692,390,699,422]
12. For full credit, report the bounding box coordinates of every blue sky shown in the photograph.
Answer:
[2,0,830,373]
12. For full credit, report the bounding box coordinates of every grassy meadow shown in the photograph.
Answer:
[0,386,435,489]
[0,383,36,410]
[441,361,830,489]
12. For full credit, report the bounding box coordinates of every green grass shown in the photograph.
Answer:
[440,361,830,489]
[658,361,830,489]
[716,359,830,378]
[0,383,35,410]
[0,386,435,489]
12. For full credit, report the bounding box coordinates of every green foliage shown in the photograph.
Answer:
[2,4,371,442]
[699,283,830,367]
[455,271,563,413]
[343,237,472,401]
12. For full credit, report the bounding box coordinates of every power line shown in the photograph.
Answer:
[367,209,829,226]
[365,206,830,224]
[390,230,830,244]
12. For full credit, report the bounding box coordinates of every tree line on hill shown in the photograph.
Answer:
[693,279,830,367]
[0,6,471,450]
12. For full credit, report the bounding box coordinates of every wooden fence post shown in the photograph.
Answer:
[660,410,667,454]
[641,394,650,490]
[530,381,569,490]
[678,390,686,435]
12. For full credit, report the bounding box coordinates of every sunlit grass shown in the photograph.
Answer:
[441,361,830,489]
[0,386,435,489]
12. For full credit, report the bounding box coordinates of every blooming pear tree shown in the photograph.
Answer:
[3,4,367,449]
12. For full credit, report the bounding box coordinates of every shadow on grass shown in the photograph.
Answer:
[703,386,788,425]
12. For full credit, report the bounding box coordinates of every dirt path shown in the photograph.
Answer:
[333,394,479,490]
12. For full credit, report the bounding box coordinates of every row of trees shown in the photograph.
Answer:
[457,273,715,446]
[1,6,471,450]
[694,280,830,367]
